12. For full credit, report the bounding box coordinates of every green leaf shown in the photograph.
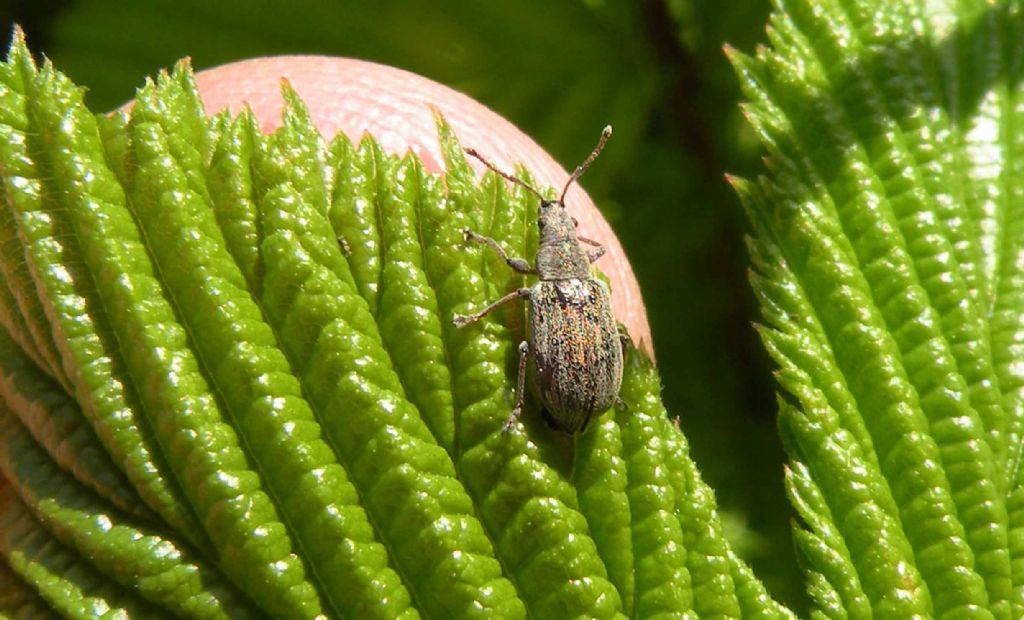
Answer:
[732,0,1024,617]
[0,327,144,520]
[4,31,208,556]
[0,483,167,619]
[0,403,259,619]
[0,558,60,620]
[0,30,788,619]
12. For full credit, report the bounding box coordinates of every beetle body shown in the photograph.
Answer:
[528,277,622,432]
[453,127,624,434]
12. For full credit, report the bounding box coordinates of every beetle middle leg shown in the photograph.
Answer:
[463,229,535,273]
[503,340,530,433]
[453,287,531,327]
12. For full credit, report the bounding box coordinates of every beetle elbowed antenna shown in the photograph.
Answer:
[560,125,612,203]
[463,125,612,206]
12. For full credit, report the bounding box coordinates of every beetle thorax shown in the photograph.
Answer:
[536,201,590,280]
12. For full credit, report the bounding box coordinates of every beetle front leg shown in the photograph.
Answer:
[503,340,531,433]
[452,287,531,327]
[463,229,535,273]
[577,235,606,263]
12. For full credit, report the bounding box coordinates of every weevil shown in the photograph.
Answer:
[453,126,624,434]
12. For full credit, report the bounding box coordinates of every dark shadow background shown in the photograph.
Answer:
[3,0,805,611]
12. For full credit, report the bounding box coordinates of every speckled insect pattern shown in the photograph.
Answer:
[453,127,625,433]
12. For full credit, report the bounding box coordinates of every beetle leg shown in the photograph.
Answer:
[576,235,606,262]
[463,229,535,273]
[615,331,630,411]
[503,340,531,433]
[337,235,352,256]
[453,287,531,327]
[586,245,606,263]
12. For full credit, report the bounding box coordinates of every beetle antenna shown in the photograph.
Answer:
[465,148,546,201]
[560,125,612,203]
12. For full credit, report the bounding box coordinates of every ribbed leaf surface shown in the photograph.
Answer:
[0,30,786,619]
[731,0,1024,617]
